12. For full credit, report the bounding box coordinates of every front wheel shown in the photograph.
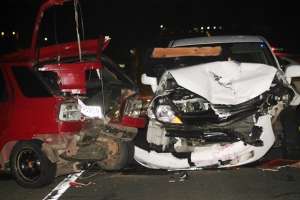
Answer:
[10,141,57,188]
[97,139,134,171]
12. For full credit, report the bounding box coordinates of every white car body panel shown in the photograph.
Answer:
[168,61,277,105]
[135,115,275,169]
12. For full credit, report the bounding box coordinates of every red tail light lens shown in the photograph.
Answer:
[121,96,151,128]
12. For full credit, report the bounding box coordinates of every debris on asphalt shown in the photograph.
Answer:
[42,171,84,200]
[179,172,188,182]
[258,159,300,171]
[168,177,176,183]
[69,181,95,188]
[169,172,189,183]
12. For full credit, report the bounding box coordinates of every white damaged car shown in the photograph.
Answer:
[128,36,300,169]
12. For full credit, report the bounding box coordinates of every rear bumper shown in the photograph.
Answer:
[58,121,83,133]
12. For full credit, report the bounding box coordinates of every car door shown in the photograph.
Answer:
[0,68,10,137]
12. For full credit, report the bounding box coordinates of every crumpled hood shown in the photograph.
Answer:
[168,61,278,105]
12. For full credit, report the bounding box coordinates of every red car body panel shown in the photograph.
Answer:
[0,0,85,170]
[0,39,107,94]
[121,116,146,129]
[0,39,101,64]
[40,61,102,94]
[0,64,82,168]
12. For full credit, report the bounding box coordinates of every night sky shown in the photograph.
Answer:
[1,0,300,60]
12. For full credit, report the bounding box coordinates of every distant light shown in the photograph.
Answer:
[160,24,164,29]
[44,37,48,41]
[213,26,216,30]
[129,49,136,55]
[219,26,223,30]
[119,64,126,68]
[200,26,204,30]
[207,26,210,30]
[12,31,16,35]
[1,32,4,36]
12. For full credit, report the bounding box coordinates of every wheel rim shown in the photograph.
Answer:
[16,148,41,182]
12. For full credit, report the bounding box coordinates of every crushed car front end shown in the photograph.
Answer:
[134,41,294,169]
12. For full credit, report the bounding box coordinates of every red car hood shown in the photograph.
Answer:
[0,39,102,64]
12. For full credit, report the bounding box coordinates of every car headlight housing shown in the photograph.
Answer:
[155,104,182,124]
[59,102,81,121]
[149,72,209,124]
[173,97,209,113]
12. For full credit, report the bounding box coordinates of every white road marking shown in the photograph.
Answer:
[42,171,84,200]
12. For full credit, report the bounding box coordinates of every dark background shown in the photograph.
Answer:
[0,0,300,63]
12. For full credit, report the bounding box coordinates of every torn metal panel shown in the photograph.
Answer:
[36,119,137,175]
[78,98,103,119]
[168,61,277,105]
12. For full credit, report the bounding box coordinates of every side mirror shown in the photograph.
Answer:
[141,73,157,92]
[285,65,300,84]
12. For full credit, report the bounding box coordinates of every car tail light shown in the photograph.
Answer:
[121,96,151,128]
[59,102,81,121]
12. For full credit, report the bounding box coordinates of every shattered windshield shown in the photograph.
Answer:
[145,42,277,78]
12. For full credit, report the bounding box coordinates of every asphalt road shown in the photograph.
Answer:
[1,163,300,200]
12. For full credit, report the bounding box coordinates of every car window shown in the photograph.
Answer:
[38,71,61,94]
[0,69,7,101]
[12,67,53,98]
[229,43,269,64]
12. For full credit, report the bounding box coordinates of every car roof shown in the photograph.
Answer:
[169,35,267,47]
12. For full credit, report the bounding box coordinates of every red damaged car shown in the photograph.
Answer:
[0,0,137,187]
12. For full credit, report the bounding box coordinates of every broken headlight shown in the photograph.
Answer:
[157,72,209,113]
[59,102,81,121]
[173,97,209,113]
[155,104,182,124]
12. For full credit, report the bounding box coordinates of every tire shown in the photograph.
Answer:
[97,140,134,171]
[10,140,57,188]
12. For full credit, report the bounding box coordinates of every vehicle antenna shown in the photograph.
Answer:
[74,0,82,61]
